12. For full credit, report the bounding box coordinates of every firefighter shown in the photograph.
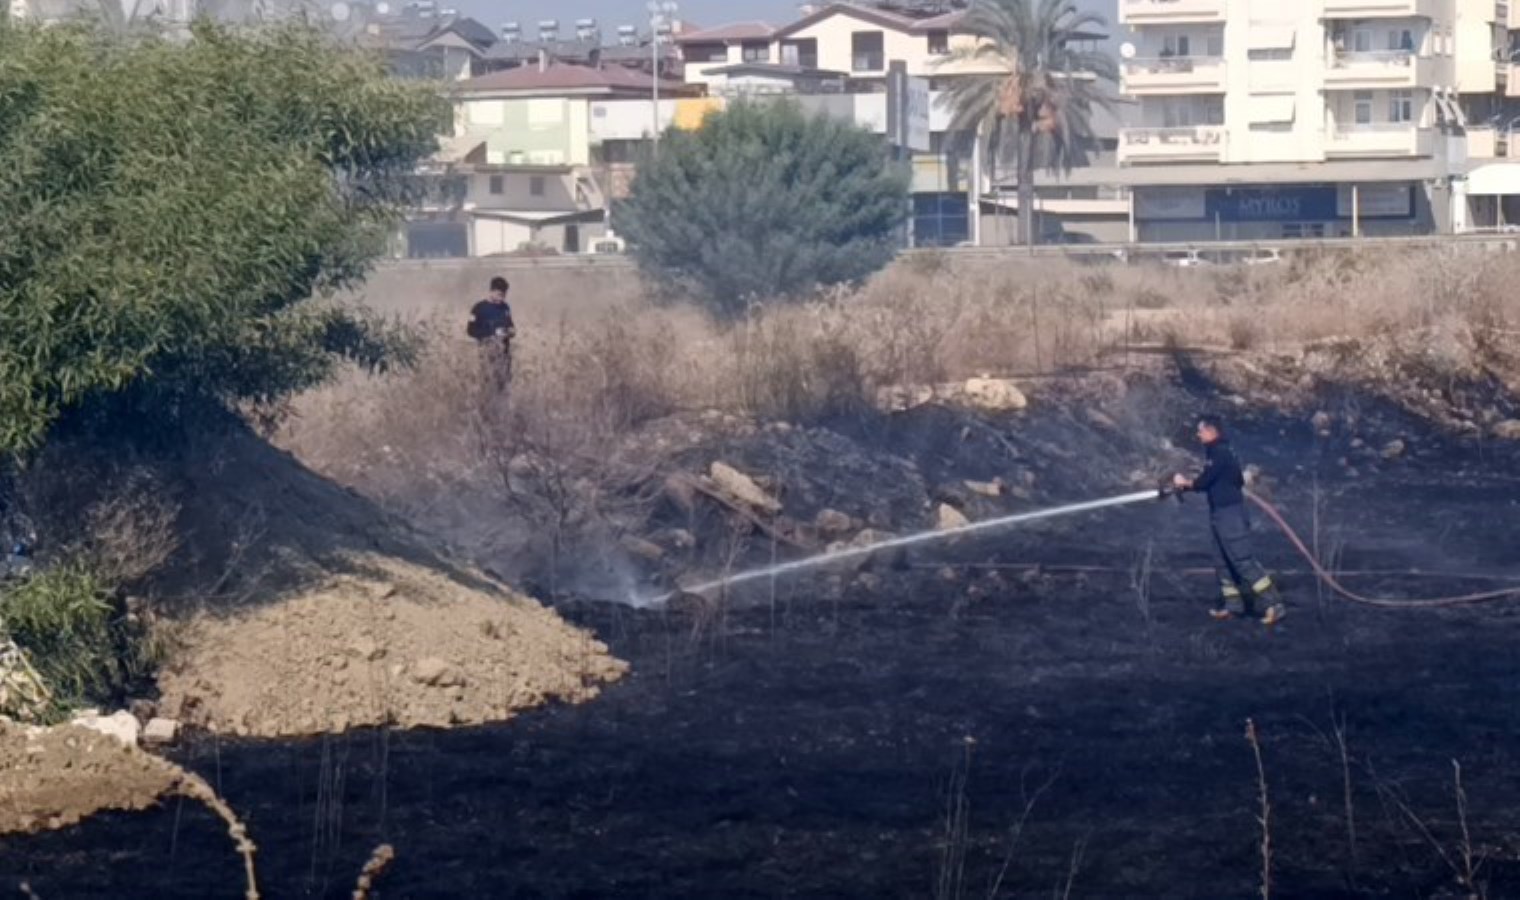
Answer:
[467,276,515,385]
[1172,415,1287,625]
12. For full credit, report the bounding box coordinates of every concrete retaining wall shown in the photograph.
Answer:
[343,256,643,328]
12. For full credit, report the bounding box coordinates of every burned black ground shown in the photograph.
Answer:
[3,375,1519,898]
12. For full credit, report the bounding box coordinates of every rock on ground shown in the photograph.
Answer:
[0,721,181,836]
[709,462,783,514]
[961,377,1029,412]
[154,556,627,738]
[936,503,971,530]
[69,710,140,748]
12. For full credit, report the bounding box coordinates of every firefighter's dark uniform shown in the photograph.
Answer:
[1188,439,1278,616]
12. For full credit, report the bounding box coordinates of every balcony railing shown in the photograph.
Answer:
[1326,123,1433,157]
[1122,56,1226,93]
[1118,125,1226,162]
[1125,55,1224,75]
[1332,49,1415,67]
[852,53,884,72]
[1119,0,1226,23]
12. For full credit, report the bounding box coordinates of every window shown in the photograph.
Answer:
[1206,32,1223,56]
[851,31,884,71]
[688,43,727,62]
[530,175,546,197]
[1163,33,1191,57]
[1353,91,1373,125]
[489,175,504,195]
[927,29,949,55]
[912,192,970,247]
[1352,30,1372,52]
[781,39,817,69]
[741,41,768,63]
[1388,28,1413,52]
[1248,48,1292,61]
[1389,90,1413,123]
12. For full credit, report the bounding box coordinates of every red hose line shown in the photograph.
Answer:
[1246,492,1520,609]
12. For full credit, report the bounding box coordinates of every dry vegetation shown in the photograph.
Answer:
[277,247,1520,594]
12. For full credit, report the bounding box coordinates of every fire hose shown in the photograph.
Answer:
[1243,491,1520,609]
[1156,479,1520,609]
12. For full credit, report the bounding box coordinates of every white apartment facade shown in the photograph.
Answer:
[1119,0,1520,240]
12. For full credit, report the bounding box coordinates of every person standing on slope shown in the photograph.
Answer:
[467,276,516,385]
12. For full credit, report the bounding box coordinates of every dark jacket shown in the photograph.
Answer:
[1191,439,1246,511]
[467,299,514,343]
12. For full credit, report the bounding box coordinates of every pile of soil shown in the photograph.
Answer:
[19,425,627,740]
[0,722,179,835]
[156,555,626,737]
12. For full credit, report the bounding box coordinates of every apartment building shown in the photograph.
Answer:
[1118,0,1520,240]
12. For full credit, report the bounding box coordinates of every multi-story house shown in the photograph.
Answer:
[674,2,1124,246]
[1117,0,1520,240]
[423,60,711,257]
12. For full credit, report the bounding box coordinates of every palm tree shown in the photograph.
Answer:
[938,0,1117,246]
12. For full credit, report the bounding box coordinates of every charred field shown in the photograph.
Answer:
[3,370,1519,899]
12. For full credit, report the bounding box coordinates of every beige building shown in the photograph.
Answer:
[1118,0,1520,239]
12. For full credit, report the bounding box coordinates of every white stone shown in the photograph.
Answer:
[936,503,971,531]
[142,717,180,745]
[72,710,140,747]
[962,377,1028,412]
[709,462,782,514]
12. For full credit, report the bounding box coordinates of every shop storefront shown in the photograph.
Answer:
[1134,183,1428,242]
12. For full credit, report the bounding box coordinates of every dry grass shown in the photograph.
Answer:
[275,248,1520,588]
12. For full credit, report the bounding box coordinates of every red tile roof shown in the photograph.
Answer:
[674,21,776,44]
[459,62,689,95]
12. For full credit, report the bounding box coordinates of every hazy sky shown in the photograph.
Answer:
[448,1,801,29]
[452,1,1120,37]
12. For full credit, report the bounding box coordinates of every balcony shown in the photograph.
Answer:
[1324,51,1437,88]
[1325,124,1435,158]
[852,53,885,73]
[1119,0,1225,25]
[1118,126,1226,164]
[1122,56,1226,94]
[1321,0,1440,18]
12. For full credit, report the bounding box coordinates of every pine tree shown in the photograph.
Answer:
[617,101,910,318]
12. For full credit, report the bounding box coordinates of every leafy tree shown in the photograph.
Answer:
[0,22,446,454]
[939,0,1117,246]
[617,101,909,317]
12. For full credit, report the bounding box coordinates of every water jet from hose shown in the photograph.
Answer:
[650,489,1163,606]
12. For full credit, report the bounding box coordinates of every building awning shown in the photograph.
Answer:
[1248,95,1296,124]
[435,134,487,164]
[1248,27,1296,50]
[1465,163,1520,196]
[468,208,604,225]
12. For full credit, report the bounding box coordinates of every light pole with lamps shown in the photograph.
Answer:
[647,0,678,152]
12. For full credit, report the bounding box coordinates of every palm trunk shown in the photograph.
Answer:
[1017,127,1036,248]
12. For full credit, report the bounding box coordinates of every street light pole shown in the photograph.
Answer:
[647,0,677,154]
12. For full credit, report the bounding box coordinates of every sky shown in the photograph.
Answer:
[449,0,806,29]
[450,0,1121,38]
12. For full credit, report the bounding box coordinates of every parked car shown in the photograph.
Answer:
[1162,249,1209,268]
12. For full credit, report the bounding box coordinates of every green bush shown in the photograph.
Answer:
[0,22,443,454]
[617,101,910,317]
[0,564,148,709]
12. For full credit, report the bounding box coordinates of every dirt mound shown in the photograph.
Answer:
[156,555,626,738]
[0,721,179,835]
[18,424,627,739]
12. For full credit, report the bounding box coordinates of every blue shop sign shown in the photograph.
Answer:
[1205,187,1339,222]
